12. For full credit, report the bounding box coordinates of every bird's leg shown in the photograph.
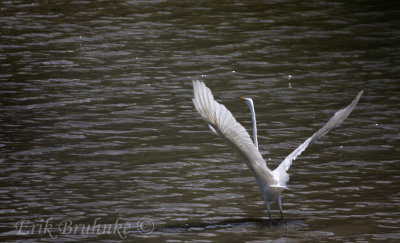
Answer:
[277,195,284,221]
[265,201,272,222]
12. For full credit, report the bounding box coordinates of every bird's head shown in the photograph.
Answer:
[240,96,254,107]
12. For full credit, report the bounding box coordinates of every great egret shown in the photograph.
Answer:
[192,80,363,221]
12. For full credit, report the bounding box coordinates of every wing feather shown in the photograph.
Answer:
[273,90,364,186]
[192,80,276,185]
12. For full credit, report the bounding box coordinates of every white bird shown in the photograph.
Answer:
[192,80,363,221]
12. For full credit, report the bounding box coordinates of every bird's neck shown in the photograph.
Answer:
[250,106,258,150]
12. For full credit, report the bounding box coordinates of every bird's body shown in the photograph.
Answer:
[192,80,363,220]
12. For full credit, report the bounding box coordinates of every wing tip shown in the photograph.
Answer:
[356,89,364,101]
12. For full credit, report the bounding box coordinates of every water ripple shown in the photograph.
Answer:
[1,0,400,242]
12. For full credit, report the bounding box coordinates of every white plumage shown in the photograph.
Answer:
[192,80,363,221]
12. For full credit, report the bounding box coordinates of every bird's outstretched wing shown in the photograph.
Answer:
[192,80,276,185]
[273,90,364,186]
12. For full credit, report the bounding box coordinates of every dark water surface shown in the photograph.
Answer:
[1,0,400,242]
